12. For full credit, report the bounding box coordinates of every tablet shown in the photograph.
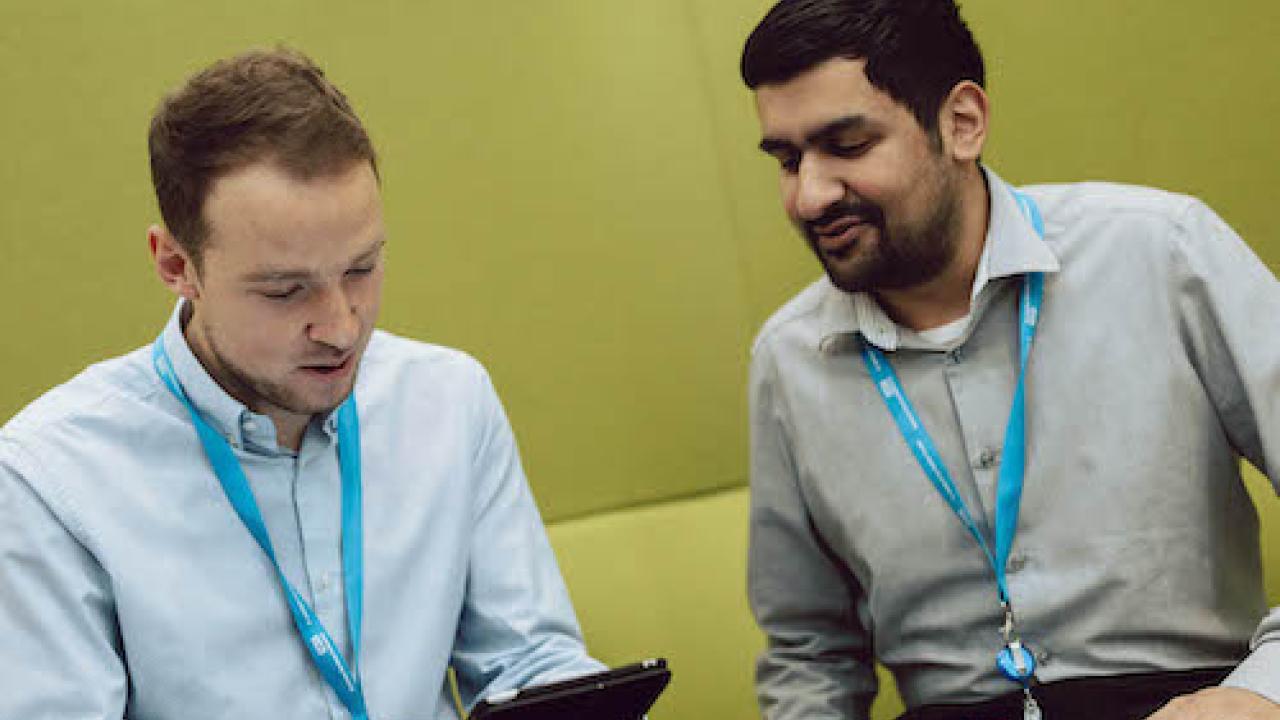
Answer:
[469,658,671,720]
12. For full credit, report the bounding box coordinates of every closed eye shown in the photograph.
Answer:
[765,150,801,174]
[261,286,303,301]
[826,140,871,158]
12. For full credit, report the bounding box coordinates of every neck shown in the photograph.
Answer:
[875,167,990,331]
[273,417,309,453]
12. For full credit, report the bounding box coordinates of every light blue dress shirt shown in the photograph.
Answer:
[0,305,604,719]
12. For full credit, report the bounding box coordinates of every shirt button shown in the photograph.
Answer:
[944,349,962,365]
[976,448,999,469]
[1007,553,1028,573]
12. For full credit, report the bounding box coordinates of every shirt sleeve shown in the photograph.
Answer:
[748,339,877,720]
[1168,199,1280,704]
[447,365,605,710]
[0,439,128,719]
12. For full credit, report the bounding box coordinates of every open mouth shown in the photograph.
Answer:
[299,355,353,379]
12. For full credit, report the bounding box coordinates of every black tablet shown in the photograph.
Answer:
[469,659,671,720]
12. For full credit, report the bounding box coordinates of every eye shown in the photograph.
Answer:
[261,286,302,301]
[827,140,871,158]
[345,265,375,278]
[774,152,800,174]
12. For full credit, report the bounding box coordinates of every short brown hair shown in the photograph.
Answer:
[148,47,378,265]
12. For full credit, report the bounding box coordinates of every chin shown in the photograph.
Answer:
[273,382,354,417]
[310,387,356,414]
[822,263,876,294]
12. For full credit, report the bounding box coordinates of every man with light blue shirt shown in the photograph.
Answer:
[741,1,1280,719]
[0,48,602,719]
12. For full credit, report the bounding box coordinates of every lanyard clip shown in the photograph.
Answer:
[1000,600,1017,644]
[996,599,1037,684]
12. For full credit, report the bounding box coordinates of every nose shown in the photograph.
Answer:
[793,155,845,222]
[307,285,360,351]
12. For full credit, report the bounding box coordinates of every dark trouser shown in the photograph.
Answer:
[897,668,1232,720]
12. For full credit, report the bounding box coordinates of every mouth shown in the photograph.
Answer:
[811,216,871,258]
[299,355,354,380]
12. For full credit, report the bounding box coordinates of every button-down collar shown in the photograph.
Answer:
[159,302,339,454]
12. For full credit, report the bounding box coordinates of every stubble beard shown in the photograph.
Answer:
[205,332,355,419]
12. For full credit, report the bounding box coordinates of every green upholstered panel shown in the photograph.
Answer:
[1,1,1277,518]
[548,489,758,719]
[1248,467,1280,603]
[0,0,754,524]
[550,488,914,719]
[547,487,911,719]
[367,1,755,521]
[1,2,1278,718]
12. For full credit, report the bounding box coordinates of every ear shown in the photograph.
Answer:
[149,224,201,301]
[938,81,989,163]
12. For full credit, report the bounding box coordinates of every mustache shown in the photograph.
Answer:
[806,202,886,235]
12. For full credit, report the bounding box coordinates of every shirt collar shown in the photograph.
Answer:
[159,301,338,453]
[817,166,1060,353]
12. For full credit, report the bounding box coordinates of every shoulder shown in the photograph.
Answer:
[752,277,833,357]
[355,330,501,414]
[1017,181,1234,274]
[360,330,489,382]
[2,345,160,456]
[1022,180,1205,236]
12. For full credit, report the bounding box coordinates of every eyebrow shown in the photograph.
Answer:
[758,114,871,154]
[241,237,386,283]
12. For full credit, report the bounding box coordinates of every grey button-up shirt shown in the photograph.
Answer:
[748,168,1280,718]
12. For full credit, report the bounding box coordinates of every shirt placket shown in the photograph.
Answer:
[295,430,351,720]
[938,284,1043,656]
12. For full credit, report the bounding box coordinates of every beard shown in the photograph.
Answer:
[802,164,962,295]
[204,332,356,419]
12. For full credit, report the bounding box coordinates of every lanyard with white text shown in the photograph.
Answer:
[152,337,369,720]
[860,191,1046,710]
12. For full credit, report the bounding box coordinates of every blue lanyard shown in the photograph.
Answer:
[861,191,1045,606]
[152,337,369,720]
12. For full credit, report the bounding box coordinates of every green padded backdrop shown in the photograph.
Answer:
[1,2,1276,719]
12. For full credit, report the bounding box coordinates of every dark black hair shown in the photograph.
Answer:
[741,0,985,132]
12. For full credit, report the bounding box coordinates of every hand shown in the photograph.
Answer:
[1146,687,1280,719]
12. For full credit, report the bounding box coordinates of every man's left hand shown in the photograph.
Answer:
[1146,687,1280,719]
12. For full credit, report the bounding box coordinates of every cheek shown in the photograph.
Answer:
[237,323,291,362]
[844,143,920,207]
[356,272,385,316]
[842,163,895,206]
[780,176,801,218]
[220,305,300,358]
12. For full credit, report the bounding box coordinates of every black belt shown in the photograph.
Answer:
[898,667,1233,720]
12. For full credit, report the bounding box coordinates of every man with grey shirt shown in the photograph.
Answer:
[741,1,1280,718]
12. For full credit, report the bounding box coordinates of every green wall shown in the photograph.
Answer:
[2,2,1277,718]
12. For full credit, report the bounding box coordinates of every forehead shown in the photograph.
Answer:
[754,57,908,141]
[200,160,383,272]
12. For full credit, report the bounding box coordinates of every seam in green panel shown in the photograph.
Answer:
[547,478,747,527]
